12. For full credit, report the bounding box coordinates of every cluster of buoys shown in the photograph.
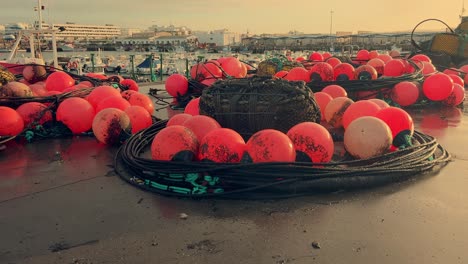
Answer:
[0,66,153,145]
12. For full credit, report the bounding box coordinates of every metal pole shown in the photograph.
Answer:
[29,33,36,59]
[130,55,136,80]
[185,58,189,78]
[160,53,163,81]
[91,53,95,72]
[51,31,58,68]
[149,54,156,82]
[37,0,43,30]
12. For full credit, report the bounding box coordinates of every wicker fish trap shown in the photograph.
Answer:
[199,77,321,139]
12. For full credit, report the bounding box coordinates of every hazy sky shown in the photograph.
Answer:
[1,0,465,34]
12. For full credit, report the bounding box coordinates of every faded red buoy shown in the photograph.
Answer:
[45,71,75,92]
[344,116,392,159]
[0,106,24,136]
[167,113,193,126]
[354,65,378,80]
[333,63,355,81]
[182,115,221,142]
[284,67,310,82]
[1,81,34,97]
[29,83,48,96]
[287,122,334,163]
[128,93,154,114]
[16,102,52,127]
[56,97,95,134]
[342,100,381,129]
[322,84,347,98]
[422,73,454,101]
[391,81,420,106]
[86,85,121,108]
[96,96,131,113]
[198,128,246,162]
[368,98,390,109]
[151,125,199,161]
[92,108,131,145]
[324,97,354,128]
[120,79,139,92]
[367,58,385,76]
[124,105,153,134]
[377,54,393,64]
[165,74,189,97]
[310,62,334,82]
[314,92,333,121]
[443,83,465,106]
[184,98,200,115]
[22,65,47,84]
[246,129,296,163]
[422,61,436,75]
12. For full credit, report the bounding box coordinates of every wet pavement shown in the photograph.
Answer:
[1,85,468,264]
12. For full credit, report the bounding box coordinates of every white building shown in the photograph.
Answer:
[120,28,143,38]
[194,29,241,47]
[50,22,121,40]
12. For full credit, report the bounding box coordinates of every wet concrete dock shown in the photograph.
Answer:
[1,85,468,264]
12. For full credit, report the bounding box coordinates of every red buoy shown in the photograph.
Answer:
[368,98,390,109]
[325,57,341,68]
[167,113,193,126]
[383,59,406,77]
[56,97,95,134]
[184,98,200,115]
[124,105,153,134]
[391,81,420,106]
[367,58,385,76]
[356,49,370,61]
[198,128,246,162]
[219,57,245,78]
[22,65,47,84]
[165,74,189,97]
[151,125,199,161]
[309,52,324,61]
[121,89,137,100]
[422,73,454,101]
[410,54,431,63]
[377,54,393,64]
[120,79,139,92]
[284,67,310,82]
[310,62,334,82]
[45,71,75,92]
[354,65,378,80]
[422,61,436,75]
[16,102,52,127]
[92,108,131,145]
[322,84,347,98]
[274,70,289,79]
[369,50,379,59]
[96,96,131,113]
[314,92,333,121]
[342,100,381,129]
[0,106,24,136]
[246,129,296,162]
[86,85,121,108]
[375,107,414,147]
[443,83,465,106]
[324,97,354,128]
[333,63,355,81]
[287,122,334,163]
[448,74,464,87]
[182,115,221,142]
[128,93,155,114]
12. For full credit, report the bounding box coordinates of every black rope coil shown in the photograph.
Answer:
[114,119,451,200]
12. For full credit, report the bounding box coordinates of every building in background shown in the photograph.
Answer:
[193,29,241,48]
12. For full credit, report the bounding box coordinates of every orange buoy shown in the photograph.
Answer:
[198,128,246,162]
[184,97,200,115]
[333,63,355,81]
[310,62,334,82]
[120,79,139,92]
[324,97,354,128]
[128,93,154,114]
[1,81,33,97]
[182,115,221,142]
[422,73,454,101]
[124,105,153,134]
[0,106,24,136]
[284,67,310,82]
[443,83,465,106]
[342,100,380,129]
[56,97,95,134]
[286,122,334,163]
[45,71,75,92]
[16,102,52,127]
[96,96,131,113]
[165,74,189,97]
[314,92,333,121]
[167,113,193,126]
[151,125,199,161]
[92,108,131,145]
[391,81,420,106]
[245,129,296,163]
[344,116,392,159]
[86,85,121,108]
[322,84,347,98]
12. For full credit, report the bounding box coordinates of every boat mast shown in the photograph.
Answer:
[37,0,43,30]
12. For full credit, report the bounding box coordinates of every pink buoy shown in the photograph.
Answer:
[422,73,454,101]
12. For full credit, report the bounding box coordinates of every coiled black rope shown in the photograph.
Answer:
[114,119,451,199]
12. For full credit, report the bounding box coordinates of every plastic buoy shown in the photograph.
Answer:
[121,89,137,100]
[198,128,246,162]
[448,74,464,87]
[375,107,414,147]
[29,83,48,96]
[309,52,324,61]
[367,58,385,76]
[165,74,189,97]
[324,97,354,128]
[96,96,131,113]
[344,116,392,159]
[56,97,95,134]
[122,105,152,134]
[128,93,154,114]
[368,98,390,109]
[443,83,465,106]
[314,92,333,121]
[391,81,420,106]
[310,62,334,82]
[356,49,370,61]
[354,65,378,80]
[389,50,400,58]
[333,63,355,81]
[183,98,200,115]
[151,125,198,161]
[219,57,245,78]
[422,61,436,75]
[201,62,223,79]
[383,59,406,77]
[422,73,454,101]
[369,50,379,59]
[167,113,193,126]
[342,100,381,129]
[45,71,75,92]
[377,54,393,64]
[287,122,334,163]
[245,129,296,163]
[182,115,221,142]
[120,79,139,92]
[0,106,24,136]
[86,85,121,108]
[410,54,431,63]
[284,67,310,82]
[16,102,52,127]
[325,57,342,68]
[22,65,47,84]
[322,84,347,98]
[274,70,289,79]
[92,108,131,145]
[1,81,33,97]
